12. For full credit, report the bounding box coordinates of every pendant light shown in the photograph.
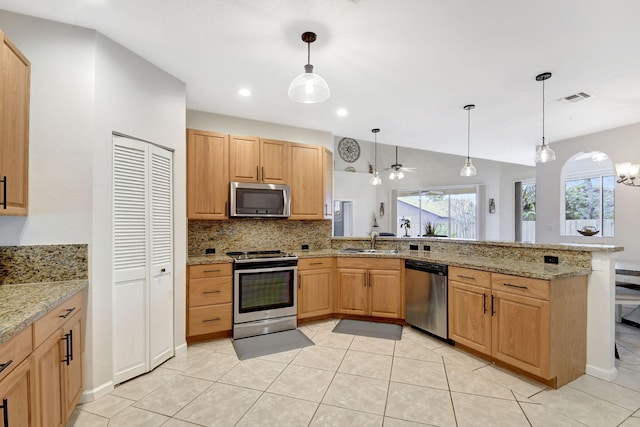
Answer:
[370,128,382,186]
[460,104,477,177]
[534,72,556,163]
[288,31,330,104]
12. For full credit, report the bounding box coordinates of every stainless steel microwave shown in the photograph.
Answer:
[230,182,291,218]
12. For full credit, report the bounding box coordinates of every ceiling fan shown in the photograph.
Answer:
[384,146,416,180]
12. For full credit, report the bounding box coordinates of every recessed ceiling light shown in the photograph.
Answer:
[336,108,348,117]
[238,88,251,97]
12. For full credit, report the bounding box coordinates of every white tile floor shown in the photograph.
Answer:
[68,318,640,427]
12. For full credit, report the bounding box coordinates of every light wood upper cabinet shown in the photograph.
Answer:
[323,148,333,219]
[0,29,30,216]
[187,129,229,220]
[289,143,323,220]
[297,257,334,319]
[229,135,288,184]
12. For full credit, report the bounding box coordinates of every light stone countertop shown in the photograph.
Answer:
[0,280,87,344]
[188,249,590,280]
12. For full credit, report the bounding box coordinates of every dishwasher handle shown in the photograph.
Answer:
[405,259,448,276]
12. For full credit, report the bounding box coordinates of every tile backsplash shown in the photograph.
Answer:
[0,244,88,285]
[188,219,332,255]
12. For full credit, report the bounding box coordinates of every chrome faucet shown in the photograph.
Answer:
[371,231,379,249]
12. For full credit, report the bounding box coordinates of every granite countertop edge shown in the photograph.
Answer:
[188,250,590,280]
[0,279,88,345]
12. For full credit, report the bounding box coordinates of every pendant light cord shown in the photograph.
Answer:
[467,107,471,161]
[307,41,311,66]
[542,78,546,146]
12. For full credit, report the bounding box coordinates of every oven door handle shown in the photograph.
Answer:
[234,266,298,274]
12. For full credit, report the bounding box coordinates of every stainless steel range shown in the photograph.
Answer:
[228,250,298,339]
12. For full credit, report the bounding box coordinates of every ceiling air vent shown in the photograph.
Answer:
[560,92,593,104]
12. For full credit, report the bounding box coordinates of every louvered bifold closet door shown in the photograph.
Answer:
[149,144,174,369]
[113,136,150,384]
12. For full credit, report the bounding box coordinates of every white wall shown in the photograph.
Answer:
[334,136,535,239]
[0,12,186,400]
[536,122,640,261]
[187,110,333,150]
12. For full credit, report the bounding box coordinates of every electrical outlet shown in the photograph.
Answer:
[301,244,309,250]
[423,245,430,251]
[205,248,216,254]
[410,244,419,250]
[544,255,559,264]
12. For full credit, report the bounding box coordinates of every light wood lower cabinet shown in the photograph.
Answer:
[187,263,233,338]
[336,258,402,319]
[297,258,333,319]
[0,326,34,426]
[448,267,587,387]
[33,291,84,426]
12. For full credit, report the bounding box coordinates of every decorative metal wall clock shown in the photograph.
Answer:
[338,137,360,163]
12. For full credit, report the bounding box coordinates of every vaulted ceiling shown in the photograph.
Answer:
[1,0,639,165]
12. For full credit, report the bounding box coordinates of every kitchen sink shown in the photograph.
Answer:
[340,248,400,254]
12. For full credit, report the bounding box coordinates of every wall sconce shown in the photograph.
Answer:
[489,198,496,214]
[379,202,385,217]
[615,162,640,186]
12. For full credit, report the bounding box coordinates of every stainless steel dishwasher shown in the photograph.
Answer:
[405,259,449,341]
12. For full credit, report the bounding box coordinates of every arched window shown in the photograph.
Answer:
[561,151,615,237]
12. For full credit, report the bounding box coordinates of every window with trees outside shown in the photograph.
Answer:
[517,180,536,242]
[562,152,615,237]
[395,186,480,239]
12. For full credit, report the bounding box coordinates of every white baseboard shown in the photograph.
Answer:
[79,380,114,403]
[175,342,187,356]
[585,364,618,381]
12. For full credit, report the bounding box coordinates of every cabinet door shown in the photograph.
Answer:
[62,312,83,421]
[323,148,333,219]
[0,31,30,216]
[187,129,229,219]
[298,268,333,319]
[448,281,491,355]
[33,329,64,426]
[288,143,323,219]
[260,139,288,184]
[369,269,401,318]
[491,290,550,378]
[337,268,368,315]
[0,357,33,427]
[229,135,260,182]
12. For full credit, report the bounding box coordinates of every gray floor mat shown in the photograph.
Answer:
[332,319,402,341]
[232,329,314,360]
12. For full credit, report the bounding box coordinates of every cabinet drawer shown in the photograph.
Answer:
[189,277,232,307]
[449,267,491,288]
[492,273,550,300]
[0,326,32,383]
[336,257,401,270]
[33,291,83,348]
[189,263,233,279]
[298,257,333,270]
[188,304,232,336]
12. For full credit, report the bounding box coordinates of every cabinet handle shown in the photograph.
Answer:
[261,166,265,181]
[310,262,322,265]
[69,329,74,362]
[298,275,301,289]
[203,269,221,273]
[203,290,221,294]
[203,317,221,322]
[0,360,12,374]
[0,176,6,210]
[483,293,487,314]
[457,275,476,280]
[502,283,528,290]
[1,398,8,427]
[61,333,71,366]
[59,307,76,319]
[491,294,496,316]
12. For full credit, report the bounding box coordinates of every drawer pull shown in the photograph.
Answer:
[310,262,323,265]
[203,269,222,273]
[503,283,528,290]
[457,275,476,280]
[0,360,13,374]
[202,290,221,294]
[203,317,221,323]
[59,307,76,319]
[1,398,8,427]
[0,176,6,210]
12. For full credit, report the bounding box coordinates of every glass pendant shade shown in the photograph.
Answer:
[288,64,330,103]
[460,159,477,177]
[369,171,382,185]
[389,170,404,180]
[535,141,556,163]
